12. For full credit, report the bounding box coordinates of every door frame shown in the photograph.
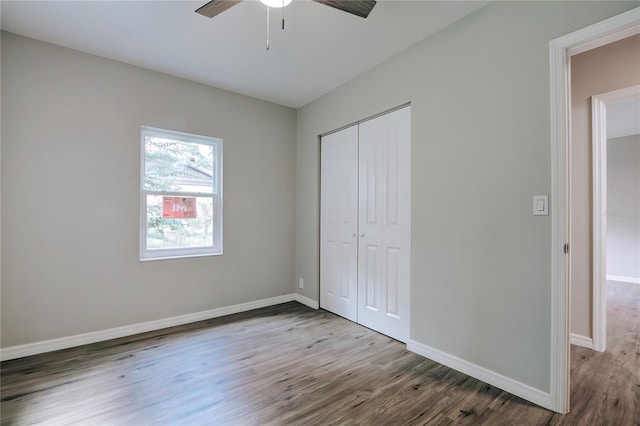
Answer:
[591,85,640,353]
[549,6,640,414]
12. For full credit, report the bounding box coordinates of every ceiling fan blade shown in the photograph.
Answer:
[311,0,377,18]
[196,0,243,18]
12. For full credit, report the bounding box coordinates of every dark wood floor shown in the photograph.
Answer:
[1,281,638,425]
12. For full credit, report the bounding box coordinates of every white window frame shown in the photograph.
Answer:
[140,126,223,261]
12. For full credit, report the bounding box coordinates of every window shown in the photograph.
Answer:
[140,126,222,261]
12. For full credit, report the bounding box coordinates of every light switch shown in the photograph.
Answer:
[533,195,549,216]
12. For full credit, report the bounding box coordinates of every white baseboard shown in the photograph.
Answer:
[407,339,552,410]
[1,293,318,362]
[569,333,594,350]
[293,293,319,309]
[607,274,640,284]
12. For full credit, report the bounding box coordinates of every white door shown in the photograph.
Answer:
[357,107,411,342]
[320,125,359,322]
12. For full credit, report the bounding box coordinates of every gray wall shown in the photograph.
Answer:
[1,32,297,348]
[570,34,640,338]
[295,1,637,393]
[607,135,640,280]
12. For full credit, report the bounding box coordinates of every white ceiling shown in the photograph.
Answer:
[0,0,489,108]
[607,96,640,139]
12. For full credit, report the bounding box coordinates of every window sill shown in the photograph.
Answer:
[140,252,223,262]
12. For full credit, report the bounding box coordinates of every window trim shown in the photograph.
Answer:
[139,126,223,261]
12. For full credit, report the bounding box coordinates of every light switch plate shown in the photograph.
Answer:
[533,195,549,216]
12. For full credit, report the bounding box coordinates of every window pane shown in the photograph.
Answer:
[144,136,214,193]
[146,195,215,250]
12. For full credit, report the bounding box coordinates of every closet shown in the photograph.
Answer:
[320,106,411,342]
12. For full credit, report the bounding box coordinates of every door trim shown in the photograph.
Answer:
[591,85,640,353]
[549,6,640,414]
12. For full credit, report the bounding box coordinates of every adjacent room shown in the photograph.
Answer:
[1,1,639,424]
[567,33,640,421]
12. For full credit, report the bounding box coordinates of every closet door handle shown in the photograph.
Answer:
[360,233,365,238]
[352,233,356,238]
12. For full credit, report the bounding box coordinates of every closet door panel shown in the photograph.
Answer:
[358,106,411,342]
[320,125,359,322]
[358,120,384,318]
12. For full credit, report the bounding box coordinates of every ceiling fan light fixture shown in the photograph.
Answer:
[260,0,292,8]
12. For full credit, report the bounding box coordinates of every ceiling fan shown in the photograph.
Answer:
[196,0,377,49]
[196,0,377,20]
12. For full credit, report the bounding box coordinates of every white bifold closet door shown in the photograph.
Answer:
[320,125,359,322]
[320,106,410,342]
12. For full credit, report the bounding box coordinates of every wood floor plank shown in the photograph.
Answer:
[1,281,638,425]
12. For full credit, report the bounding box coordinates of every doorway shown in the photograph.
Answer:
[591,86,640,352]
[549,7,640,413]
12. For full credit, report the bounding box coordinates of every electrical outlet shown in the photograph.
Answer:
[298,278,304,289]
